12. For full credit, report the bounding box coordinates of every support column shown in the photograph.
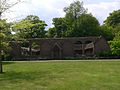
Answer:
[82,43,85,56]
[0,50,4,73]
[29,41,32,56]
[92,44,95,55]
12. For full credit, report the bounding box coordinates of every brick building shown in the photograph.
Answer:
[10,36,110,60]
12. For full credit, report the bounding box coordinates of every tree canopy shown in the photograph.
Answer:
[104,9,120,41]
[49,1,100,37]
[0,19,11,51]
[12,15,47,39]
[51,18,67,37]
[67,14,100,37]
[104,9,120,27]
[64,0,87,21]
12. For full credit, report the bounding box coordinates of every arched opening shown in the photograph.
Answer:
[74,50,82,57]
[74,41,82,57]
[85,48,93,55]
[53,44,61,59]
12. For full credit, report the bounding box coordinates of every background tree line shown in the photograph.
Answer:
[1,0,120,60]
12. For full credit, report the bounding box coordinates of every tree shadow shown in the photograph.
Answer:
[0,70,51,84]
[2,62,14,65]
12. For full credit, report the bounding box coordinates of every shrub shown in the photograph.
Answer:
[108,40,120,56]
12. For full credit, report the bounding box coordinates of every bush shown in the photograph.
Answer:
[98,40,120,58]
[108,40,120,56]
[98,50,112,57]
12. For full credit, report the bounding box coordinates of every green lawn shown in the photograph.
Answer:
[0,60,120,90]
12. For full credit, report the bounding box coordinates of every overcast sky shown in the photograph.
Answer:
[3,0,120,29]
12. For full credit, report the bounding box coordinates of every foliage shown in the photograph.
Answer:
[64,0,87,22]
[47,27,56,38]
[50,1,101,37]
[0,19,11,55]
[63,0,88,37]
[108,40,120,56]
[100,25,114,40]
[113,24,120,41]
[12,15,47,39]
[67,14,100,37]
[104,9,120,27]
[103,10,120,41]
[98,50,112,57]
[52,18,67,37]
[99,40,120,57]
[0,0,22,73]
[114,32,120,41]
[0,19,11,35]
[102,10,120,57]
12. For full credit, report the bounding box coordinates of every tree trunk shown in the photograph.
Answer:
[0,13,3,73]
[0,40,3,73]
[0,58,3,73]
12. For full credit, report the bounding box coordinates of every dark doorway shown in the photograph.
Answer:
[85,48,93,55]
[74,50,82,57]
[53,45,61,59]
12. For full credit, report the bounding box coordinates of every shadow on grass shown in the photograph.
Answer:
[2,62,15,65]
[0,70,51,84]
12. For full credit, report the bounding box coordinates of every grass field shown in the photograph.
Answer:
[0,60,120,90]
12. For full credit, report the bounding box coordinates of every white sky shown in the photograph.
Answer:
[2,0,120,29]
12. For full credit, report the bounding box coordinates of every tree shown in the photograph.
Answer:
[114,31,120,41]
[50,1,101,37]
[12,15,47,39]
[65,14,100,37]
[104,9,120,27]
[0,19,11,73]
[63,0,101,37]
[52,18,67,37]
[47,27,56,38]
[100,25,114,40]
[0,0,21,73]
[113,24,120,41]
[64,0,87,32]
[0,0,21,17]
[109,41,120,56]
[64,0,87,22]
[103,10,120,57]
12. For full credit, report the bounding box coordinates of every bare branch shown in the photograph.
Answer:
[0,0,22,17]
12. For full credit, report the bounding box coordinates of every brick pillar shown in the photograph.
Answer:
[29,41,32,56]
[82,43,85,56]
[92,43,95,55]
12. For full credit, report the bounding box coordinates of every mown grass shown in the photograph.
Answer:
[0,60,120,90]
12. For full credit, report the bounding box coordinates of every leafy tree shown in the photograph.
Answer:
[100,25,114,40]
[50,1,101,37]
[64,0,87,22]
[65,14,100,37]
[47,27,56,38]
[109,41,120,56]
[52,18,67,37]
[63,0,87,36]
[12,15,47,39]
[104,9,120,27]
[63,1,101,37]
[113,24,120,41]
[0,19,11,73]
[0,0,21,17]
[0,0,22,73]
[103,10,120,57]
